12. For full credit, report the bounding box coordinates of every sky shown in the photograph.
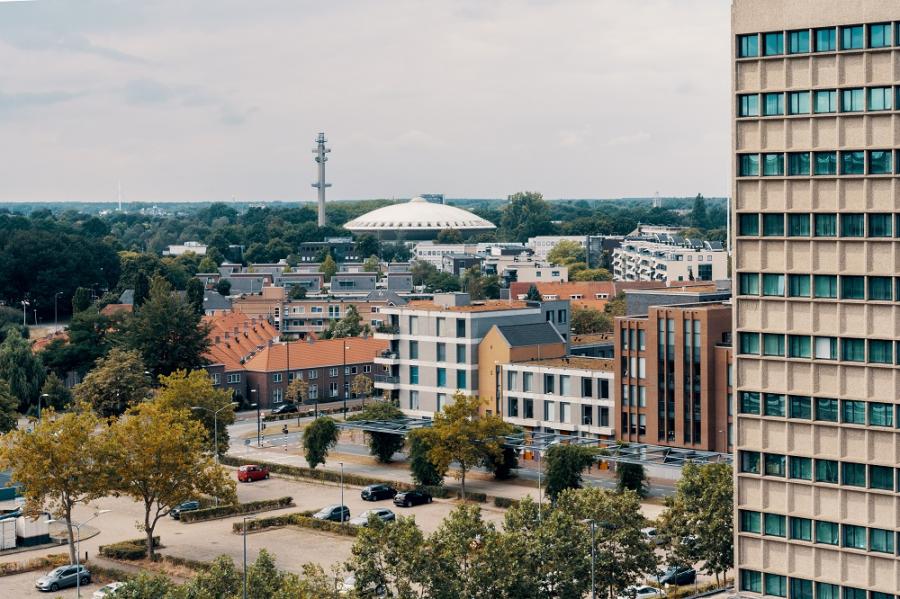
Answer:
[0,0,731,203]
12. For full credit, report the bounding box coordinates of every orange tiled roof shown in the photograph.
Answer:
[405,299,529,313]
[243,336,388,372]
[204,311,280,371]
[31,330,68,353]
[100,303,133,316]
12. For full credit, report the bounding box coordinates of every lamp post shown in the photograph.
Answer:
[53,291,62,333]
[39,393,48,420]
[242,515,257,599]
[250,388,260,446]
[581,519,597,599]
[49,510,110,599]
[21,299,28,327]
[191,402,239,465]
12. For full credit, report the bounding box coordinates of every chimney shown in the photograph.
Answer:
[215,336,221,344]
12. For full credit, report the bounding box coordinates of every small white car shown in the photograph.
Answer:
[92,581,125,598]
[619,585,664,599]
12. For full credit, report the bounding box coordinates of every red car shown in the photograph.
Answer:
[237,464,270,482]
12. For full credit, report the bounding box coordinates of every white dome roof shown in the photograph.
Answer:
[343,197,496,232]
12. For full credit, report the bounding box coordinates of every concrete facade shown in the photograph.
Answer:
[613,238,728,283]
[732,2,900,597]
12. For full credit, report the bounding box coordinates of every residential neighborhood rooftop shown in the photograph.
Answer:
[243,336,388,371]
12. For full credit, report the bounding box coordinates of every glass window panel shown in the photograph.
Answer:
[738,94,759,117]
[816,584,839,599]
[764,574,787,598]
[738,213,759,235]
[869,150,892,174]
[739,510,761,533]
[764,453,786,476]
[788,335,811,357]
[814,337,838,360]
[813,275,837,298]
[764,394,785,417]
[789,456,812,480]
[815,398,838,422]
[788,275,810,298]
[762,333,785,356]
[841,25,863,50]
[869,465,894,490]
[868,87,892,111]
[762,153,784,176]
[739,391,760,414]
[815,459,839,483]
[840,276,865,299]
[843,589,867,599]
[814,151,837,174]
[789,518,812,541]
[788,30,810,53]
[739,155,759,177]
[868,23,891,48]
[739,273,759,295]
[741,570,762,594]
[738,34,759,57]
[842,462,866,487]
[764,32,784,55]
[869,528,894,554]
[788,91,810,114]
[762,213,784,235]
[841,88,864,112]
[868,339,893,364]
[842,400,866,424]
[790,579,813,599]
[762,274,784,296]
[813,90,837,113]
[842,524,867,549]
[841,338,865,362]
[868,213,892,237]
[840,151,865,174]
[787,153,810,176]
[789,396,811,419]
[739,332,759,355]
[815,27,836,52]
[868,402,893,427]
[763,93,784,116]
[739,451,760,474]
[815,521,839,545]
[787,213,810,236]
[764,513,786,537]
[839,214,864,237]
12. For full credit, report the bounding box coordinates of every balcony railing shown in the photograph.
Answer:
[379,350,399,359]
[375,374,400,384]
[375,325,400,335]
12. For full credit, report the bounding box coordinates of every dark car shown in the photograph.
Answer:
[170,500,201,520]
[658,565,696,586]
[313,504,350,522]
[35,565,90,592]
[361,484,397,501]
[271,403,299,415]
[393,490,432,507]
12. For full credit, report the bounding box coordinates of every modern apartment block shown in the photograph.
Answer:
[615,302,733,453]
[613,237,728,283]
[733,2,900,597]
[374,293,570,417]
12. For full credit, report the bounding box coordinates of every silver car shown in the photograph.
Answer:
[36,564,91,592]
[349,508,396,527]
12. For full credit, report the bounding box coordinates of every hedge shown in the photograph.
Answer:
[0,554,68,578]
[179,496,294,523]
[233,510,316,533]
[231,510,357,537]
[99,536,161,560]
[493,496,520,509]
[457,491,487,503]
[220,455,450,498]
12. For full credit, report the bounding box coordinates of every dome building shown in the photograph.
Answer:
[343,197,495,240]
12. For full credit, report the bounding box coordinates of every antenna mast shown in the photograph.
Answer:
[311,132,331,227]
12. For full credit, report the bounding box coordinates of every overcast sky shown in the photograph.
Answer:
[0,0,731,203]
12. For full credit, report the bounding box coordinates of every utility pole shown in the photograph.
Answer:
[311,132,331,227]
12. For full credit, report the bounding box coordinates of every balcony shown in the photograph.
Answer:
[374,349,400,366]
[374,374,401,389]
[374,324,400,339]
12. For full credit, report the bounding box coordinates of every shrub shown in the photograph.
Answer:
[99,536,161,560]
[180,496,293,523]
[230,510,357,537]
[457,491,487,503]
[493,496,520,509]
[0,554,68,578]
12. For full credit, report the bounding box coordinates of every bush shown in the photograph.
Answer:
[493,496,520,509]
[180,496,294,523]
[99,536,161,560]
[233,510,316,533]
[230,510,356,537]
[293,515,358,537]
[457,491,487,503]
[0,554,68,578]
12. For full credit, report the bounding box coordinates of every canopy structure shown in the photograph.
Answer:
[343,196,495,239]
[337,418,732,468]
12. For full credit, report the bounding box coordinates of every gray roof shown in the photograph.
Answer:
[365,290,408,305]
[203,290,232,311]
[119,289,134,305]
[496,322,564,347]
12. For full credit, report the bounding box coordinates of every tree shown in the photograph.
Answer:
[215,278,232,296]
[246,549,307,599]
[658,462,733,586]
[604,291,627,317]
[547,240,586,266]
[501,192,554,241]
[320,253,338,282]
[435,228,463,244]
[362,255,382,278]
[349,515,427,598]
[424,504,494,598]
[571,267,613,281]
[690,194,708,230]
[289,285,307,300]
[72,348,150,418]
[0,328,45,412]
[286,377,310,405]
[0,409,109,563]
[118,275,210,378]
[481,446,519,480]
[324,304,364,339]
[41,310,121,379]
[303,416,339,469]
[0,380,18,433]
[571,306,613,335]
[461,267,487,300]
[544,443,596,500]
[71,287,92,313]
[155,369,235,456]
[178,554,242,598]
[407,428,445,487]
[109,400,236,558]
[410,260,438,286]
[38,372,72,413]
[350,373,374,400]
[616,462,649,498]
[424,393,512,500]
[525,284,542,301]
[354,234,381,259]
[113,572,176,598]
[0,306,26,345]
[198,256,218,272]
[132,270,150,307]
[186,277,205,315]
[348,401,405,463]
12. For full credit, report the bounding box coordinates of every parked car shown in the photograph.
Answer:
[93,581,126,598]
[641,527,665,545]
[237,464,270,482]
[657,565,696,586]
[340,574,386,596]
[36,565,91,592]
[271,403,299,415]
[619,585,664,599]
[393,490,432,507]
[170,500,201,519]
[361,484,397,501]
[349,508,396,527]
[313,504,350,522]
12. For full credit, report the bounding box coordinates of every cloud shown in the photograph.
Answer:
[0,89,80,117]
[606,132,651,147]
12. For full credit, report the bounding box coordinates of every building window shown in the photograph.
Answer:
[543,401,555,422]
[738,34,758,57]
[763,31,783,55]
[868,87,892,111]
[841,276,865,300]
[581,405,592,425]
[813,90,837,113]
[456,344,466,363]
[763,93,784,116]
[868,23,892,48]
[738,213,759,235]
[789,456,812,480]
[762,334,784,357]
[559,402,570,423]
[544,374,555,393]
[409,390,419,410]
[840,214,865,237]
[787,91,809,114]
[599,378,609,398]
[409,365,419,385]
[436,393,446,412]
[739,450,760,474]
[790,579,813,599]
[764,453,786,476]
[868,339,893,364]
[787,213,810,236]
[523,372,532,392]
[789,517,812,542]
[329,367,338,377]
[738,94,759,117]
[739,273,759,295]
[762,213,784,235]
[507,396,518,418]
[869,528,894,554]
[842,524,866,549]
[559,375,571,396]
[813,275,837,298]
[869,150,892,174]
[762,274,784,296]
[273,373,282,383]
[814,337,838,360]
[272,388,283,404]
[329,382,338,398]
[308,384,318,399]
[868,213,892,237]
[740,570,762,594]
[599,407,609,427]
[507,370,518,390]
[308,370,318,379]
[868,402,893,427]
[764,574,786,598]
[787,153,810,176]
[739,510,761,533]
[764,394,785,417]
[788,29,809,53]
[581,377,592,398]
[815,584,839,599]
[409,315,418,335]
[815,398,838,422]
[840,338,865,362]
[869,465,893,490]
[813,213,836,236]
[437,368,447,387]
[739,332,759,355]
[789,396,812,419]
[815,459,839,484]
[814,27,836,51]
[840,88,864,112]
[815,521,839,545]
[227,373,241,384]
[787,275,810,299]
[409,341,418,360]
[813,151,837,175]
[840,151,865,174]
[763,514,786,538]
[456,319,466,338]
[523,398,534,419]
[212,373,220,385]
[738,154,759,177]
[841,462,866,487]
[436,343,446,361]
[841,25,864,50]
[456,370,466,390]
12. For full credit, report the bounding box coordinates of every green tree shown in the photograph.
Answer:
[604,291,627,317]
[41,310,122,379]
[349,515,427,598]
[118,276,210,378]
[38,373,71,413]
[525,284,542,301]
[424,393,512,500]
[320,253,338,282]
[286,377,309,405]
[571,267,613,281]
[354,234,381,259]
[0,409,110,563]
[350,374,374,401]
[289,285,307,300]
[72,348,150,418]
[198,256,218,272]
[362,255,382,278]
[544,443,596,500]
[0,328,45,412]
[481,445,519,480]
[407,428,445,487]
[461,267,488,300]
[178,554,242,597]
[501,191,554,241]
[71,287,92,313]
[658,462,733,586]
[247,549,307,599]
[690,193,708,229]
[547,239,586,266]
[571,306,613,335]
[155,369,236,456]
[303,416,339,469]
[410,260,438,286]
[132,270,150,307]
[0,380,18,433]
[425,504,494,598]
[435,228,464,244]
[0,306,26,344]
[186,277,205,315]
[215,279,232,296]
[113,572,176,598]
[616,462,649,498]
[348,401,405,463]
[322,304,364,339]
[109,400,236,558]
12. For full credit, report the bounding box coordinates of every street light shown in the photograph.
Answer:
[21,299,29,327]
[581,519,597,599]
[39,393,48,420]
[241,515,257,599]
[339,461,345,526]
[250,388,260,446]
[49,510,111,599]
[191,402,239,465]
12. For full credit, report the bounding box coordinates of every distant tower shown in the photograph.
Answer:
[117,181,123,212]
[652,191,662,209]
[311,132,331,227]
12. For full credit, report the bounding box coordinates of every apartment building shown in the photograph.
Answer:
[615,302,733,453]
[733,3,900,597]
[203,311,280,402]
[413,242,479,270]
[374,293,571,417]
[526,235,620,267]
[613,237,727,283]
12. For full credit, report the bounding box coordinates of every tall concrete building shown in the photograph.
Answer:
[733,2,900,597]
